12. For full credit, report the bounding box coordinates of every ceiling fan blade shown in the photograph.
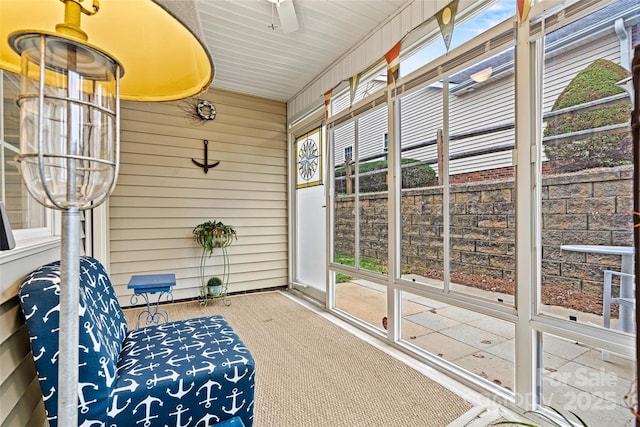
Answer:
[276,0,299,33]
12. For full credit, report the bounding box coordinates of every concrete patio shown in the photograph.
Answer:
[335,280,636,426]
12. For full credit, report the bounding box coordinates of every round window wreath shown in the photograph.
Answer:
[197,100,216,121]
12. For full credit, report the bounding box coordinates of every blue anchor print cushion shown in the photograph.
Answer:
[110,317,255,427]
[19,257,129,426]
[19,256,255,427]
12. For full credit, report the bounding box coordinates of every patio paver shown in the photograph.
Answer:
[334,278,636,426]
[406,330,479,360]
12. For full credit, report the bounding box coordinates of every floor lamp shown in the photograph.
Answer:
[11,23,122,427]
[0,1,213,426]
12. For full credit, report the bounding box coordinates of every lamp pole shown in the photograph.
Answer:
[57,44,81,426]
[58,208,81,426]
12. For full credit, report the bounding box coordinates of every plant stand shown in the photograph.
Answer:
[199,238,232,307]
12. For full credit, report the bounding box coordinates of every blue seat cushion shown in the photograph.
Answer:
[18,257,129,426]
[109,316,255,427]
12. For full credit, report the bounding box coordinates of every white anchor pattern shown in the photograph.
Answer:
[19,257,255,427]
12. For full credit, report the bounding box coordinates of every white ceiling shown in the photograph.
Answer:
[198,0,408,102]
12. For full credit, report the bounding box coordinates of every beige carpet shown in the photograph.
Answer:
[125,291,473,426]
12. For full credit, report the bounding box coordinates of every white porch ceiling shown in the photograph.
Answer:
[198,0,408,102]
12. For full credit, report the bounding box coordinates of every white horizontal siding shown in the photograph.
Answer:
[110,88,288,306]
[542,32,620,113]
[332,106,388,166]
[335,71,516,175]
[450,75,515,133]
[332,21,625,177]
[449,151,512,175]
[357,106,388,161]
[400,87,444,151]
[334,122,355,163]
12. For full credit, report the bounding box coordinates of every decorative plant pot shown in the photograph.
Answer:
[207,284,223,297]
[213,233,233,248]
[207,276,223,297]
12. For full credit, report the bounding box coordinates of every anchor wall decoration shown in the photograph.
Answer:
[192,139,220,174]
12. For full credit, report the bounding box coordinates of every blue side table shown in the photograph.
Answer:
[128,273,175,328]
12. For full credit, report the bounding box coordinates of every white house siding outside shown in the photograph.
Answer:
[331,2,634,178]
[334,122,355,164]
[357,106,388,163]
[542,35,620,113]
[399,87,443,162]
[332,66,516,177]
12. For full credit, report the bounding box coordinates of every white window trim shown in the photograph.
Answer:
[1,71,59,252]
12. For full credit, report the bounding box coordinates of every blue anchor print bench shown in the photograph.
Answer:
[18,256,255,427]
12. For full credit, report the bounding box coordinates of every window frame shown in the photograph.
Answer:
[1,70,57,251]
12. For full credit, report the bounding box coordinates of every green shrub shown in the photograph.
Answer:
[207,276,222,287]
[335,157,420,176]
[402,163,437,188]
[336,158,438,192]
[544,59,631,172]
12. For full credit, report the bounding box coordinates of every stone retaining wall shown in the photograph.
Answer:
[334,166,633,294]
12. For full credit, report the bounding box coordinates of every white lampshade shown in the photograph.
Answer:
[12,32,121,210]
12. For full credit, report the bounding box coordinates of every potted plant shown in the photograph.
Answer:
[207,276,223,296]
[193,220,237,300]
[193,220,237,253]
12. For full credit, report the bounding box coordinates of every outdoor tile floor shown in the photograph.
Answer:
[335,280,636,426]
